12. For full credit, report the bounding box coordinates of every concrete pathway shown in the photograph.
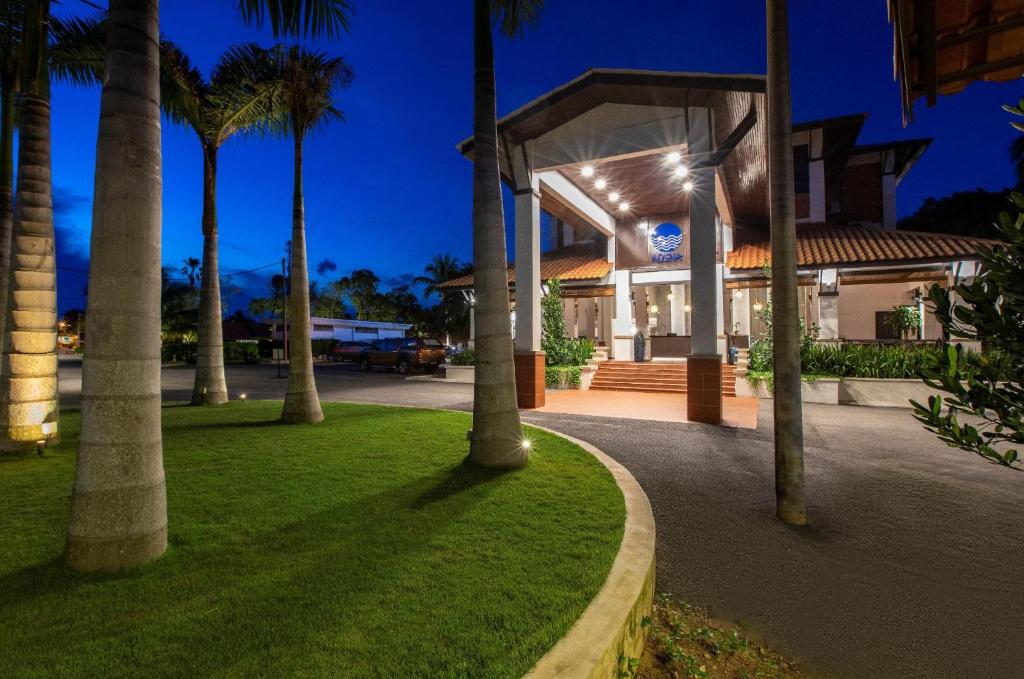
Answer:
[57,359,1024,679]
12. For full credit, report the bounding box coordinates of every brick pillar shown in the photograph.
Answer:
[514,351,546,409]
[686,355,722,424]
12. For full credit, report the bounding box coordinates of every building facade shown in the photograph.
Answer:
[440,69,996,420]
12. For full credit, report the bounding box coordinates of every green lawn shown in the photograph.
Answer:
[0,402,625,678]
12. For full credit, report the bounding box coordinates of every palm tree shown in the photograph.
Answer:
[766,0,806,525]
[415,253,466,344]
[161,42,281,406]
[0,7,101,450]
[468,0,543,468]
[67,0,353,573]
[258,43,353,423]
[0,3,102,450]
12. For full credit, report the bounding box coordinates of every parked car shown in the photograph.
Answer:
[358,337,447,374]
[330,340,370,363]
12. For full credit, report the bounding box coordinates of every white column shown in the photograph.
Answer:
[817,267,839,340]
[688,106,718,356]
[612,269,632,359]
[599,296,613,345]
[715,263,726,355]
[468,306,476,348]
[670,284,685,335]
[562,298,577,337]
[513,156,542,353]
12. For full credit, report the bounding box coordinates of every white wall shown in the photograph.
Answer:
[837,281,943,340]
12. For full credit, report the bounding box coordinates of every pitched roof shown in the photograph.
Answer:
[437,244,613,290]
[726,224,999,271]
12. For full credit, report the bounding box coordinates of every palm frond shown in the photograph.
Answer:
[159,39,209,138]
[49,14,105,87]
[209,42,286,142]
[234,0,353,39]
[492,0,545,38]
[260,43,353,139]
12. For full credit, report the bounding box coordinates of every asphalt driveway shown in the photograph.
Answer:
[57,358,1024,678]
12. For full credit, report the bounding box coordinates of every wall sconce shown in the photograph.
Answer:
[735,289,744,299]
[753,301,764,312]
[667,293,675,301]
[683,304,692,313]
[649,304,659,314]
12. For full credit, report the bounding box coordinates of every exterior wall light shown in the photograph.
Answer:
[595,178,607,190]
[674,165,689,178]
[684,304,692,312]
[618,201,630,212]
[609,192,620,202]
[667,293,675,301]
[753,301,764,311]
[683,180,695,192]
[650,305,659,314]
[735,290,744,299]
[581,165,595,177]
[667,151,681,164]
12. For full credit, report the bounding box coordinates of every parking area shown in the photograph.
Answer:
[56,358,1024,678]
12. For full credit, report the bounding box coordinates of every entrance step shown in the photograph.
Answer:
[591,361,737,397]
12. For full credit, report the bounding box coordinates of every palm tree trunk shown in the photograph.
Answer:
[281,132,323,423]
[67,0,167,572]
[0,70,16,367]
[191,144,228,405]
[0,0,58,451]
[767,0,806,525]
[468,0,526,468]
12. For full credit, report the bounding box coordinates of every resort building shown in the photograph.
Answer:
[270,317,411,342]
[439,69,996,421]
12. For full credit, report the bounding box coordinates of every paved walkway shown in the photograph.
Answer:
[57,359,1024,679]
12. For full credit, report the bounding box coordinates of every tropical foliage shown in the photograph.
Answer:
[912,187,1024,471]
[884,304,921,340]
[540,278,594,367]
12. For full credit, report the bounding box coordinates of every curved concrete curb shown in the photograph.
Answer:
[524,424,656,679]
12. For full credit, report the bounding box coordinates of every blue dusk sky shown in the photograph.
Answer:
[49,1,1022,313]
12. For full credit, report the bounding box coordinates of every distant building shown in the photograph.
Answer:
[270,316,411,342]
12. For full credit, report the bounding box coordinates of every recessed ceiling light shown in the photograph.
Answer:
[608,192,620,202]
[667,151,682,164]
[618,201,630,212]
[595,178,607,190]
[674,165,689,178]
[581,165,595,177]
[683,180,694,192]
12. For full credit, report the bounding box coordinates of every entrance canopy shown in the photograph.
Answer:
[458,69,770,228]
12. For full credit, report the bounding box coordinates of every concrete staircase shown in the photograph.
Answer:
[590,361,737,396]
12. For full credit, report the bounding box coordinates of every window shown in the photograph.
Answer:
[793,144,810,194]
[313,324,333,332]
[422,339,442,347]
[403,339,418,349]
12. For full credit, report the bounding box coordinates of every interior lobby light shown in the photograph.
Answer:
[682,180,695,192]
[674,165,689,178]
[595,178,607,190]
[609,192,620,202]
[618,201,630,212]
[581,165,595,177]
[666,151,681,164]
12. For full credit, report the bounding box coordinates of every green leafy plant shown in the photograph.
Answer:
[545,365,582,389]
[885,304,921,340]
[541,279,594,367]
[223,341,260,364]
[450,347,475,366]
[911,187,1024,471]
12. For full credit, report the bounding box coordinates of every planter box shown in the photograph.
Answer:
[736,376,840,405]
[442,365,475,383]
[839,378,937,408]
[580,365,598,390]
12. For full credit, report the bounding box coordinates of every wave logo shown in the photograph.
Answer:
[650,222,683,254]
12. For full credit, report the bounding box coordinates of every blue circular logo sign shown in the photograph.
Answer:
[650,223,683,254]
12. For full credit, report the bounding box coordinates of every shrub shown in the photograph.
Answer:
[541,279,595,367]
[161,339,197,364]
[545,365,581,389]
[449,347,475,366]
[311,339,337,357]
[224,341,260,364]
